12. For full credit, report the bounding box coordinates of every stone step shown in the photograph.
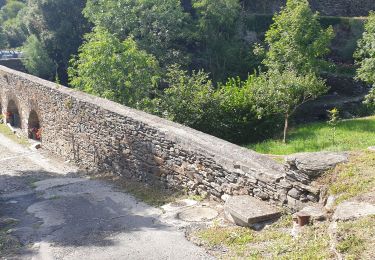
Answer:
[224,195,281,227]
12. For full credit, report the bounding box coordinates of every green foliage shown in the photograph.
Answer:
[0,0,27,47]
[193,0,250,81]
[328,107,340,126]
[160,64,217,129]
[23,0,89,82]
[0,0,25,21]
[253,71,327,117]
[84,0,192,69]
[214,75,283,143]
[355,12,375,105]
[69,28,160,108]
[262,0,334,75]
[156,68,283,144]
[251,0,333,142]
[252,70,328,142]
[327,107,340,146]
[22,34,56,79]
[84,0,258,82]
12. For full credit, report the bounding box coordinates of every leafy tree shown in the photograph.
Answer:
[22,34,56,79]
[69,28,160,108]
[160,64,218,130]
[2,8,28,47]
[0,0,25,21]
[0,0,27,47]
[84,0,192,69]
[23,0,89,82]
[354,11,375,106]
[251,0,333,142]
[192,0,251,81]
[261,0,334,75]
[252,70,327,143]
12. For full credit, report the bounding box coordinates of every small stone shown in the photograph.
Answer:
[296,205,327,221]
[287,188,301,199]
[368,146,375,152]
[325,195,336,212]
[254,189,270,200]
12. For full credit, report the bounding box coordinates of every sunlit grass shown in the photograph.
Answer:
[320,151,375,204]
[195,216,332,259]
[0,123,29,146]
[247,116,375,155]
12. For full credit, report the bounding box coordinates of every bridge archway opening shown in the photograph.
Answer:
[6,100,21,128]
[28,110,41,140]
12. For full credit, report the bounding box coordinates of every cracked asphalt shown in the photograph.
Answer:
[0,133,213,260]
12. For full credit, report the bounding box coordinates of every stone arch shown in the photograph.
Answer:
[28,110,41,140]
[6,99,21,128]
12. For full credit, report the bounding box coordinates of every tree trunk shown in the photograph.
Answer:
[283,114,289,143]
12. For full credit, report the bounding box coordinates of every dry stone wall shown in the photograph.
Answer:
[244,0,375,17]
[0,66,319,210]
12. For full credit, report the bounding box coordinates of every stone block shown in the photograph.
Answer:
[286,152,349,178]
[224,195,281,227]
[333,201,375,221]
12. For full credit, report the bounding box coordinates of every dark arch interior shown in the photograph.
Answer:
[28,110,41,140]
[7,100,21,128]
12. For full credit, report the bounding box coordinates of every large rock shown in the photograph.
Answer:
[285,152,349,178]
[333,201,375,221]
[224,196,281,227]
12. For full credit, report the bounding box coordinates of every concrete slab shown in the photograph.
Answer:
[177,207,218,222]
[224,195,281,227]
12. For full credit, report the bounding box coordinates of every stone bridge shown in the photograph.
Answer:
[0,66,319,210]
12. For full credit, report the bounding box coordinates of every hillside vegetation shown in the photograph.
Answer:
[0,0,374,146]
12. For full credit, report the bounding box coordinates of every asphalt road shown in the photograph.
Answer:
[0,133,213,260]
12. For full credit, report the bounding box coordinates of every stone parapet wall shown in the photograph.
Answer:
[244,0,375,17]
[0,66,319,210]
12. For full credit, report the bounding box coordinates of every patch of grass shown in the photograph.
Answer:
[336,216,375,259]
[48,195,61,200]
[187,194,206,202]
[0,124,29,146]
[0,219,21,256]
[247,116,375,155]
[194,216,332,259]
[198,226,255,248]
[321,151,375,204]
